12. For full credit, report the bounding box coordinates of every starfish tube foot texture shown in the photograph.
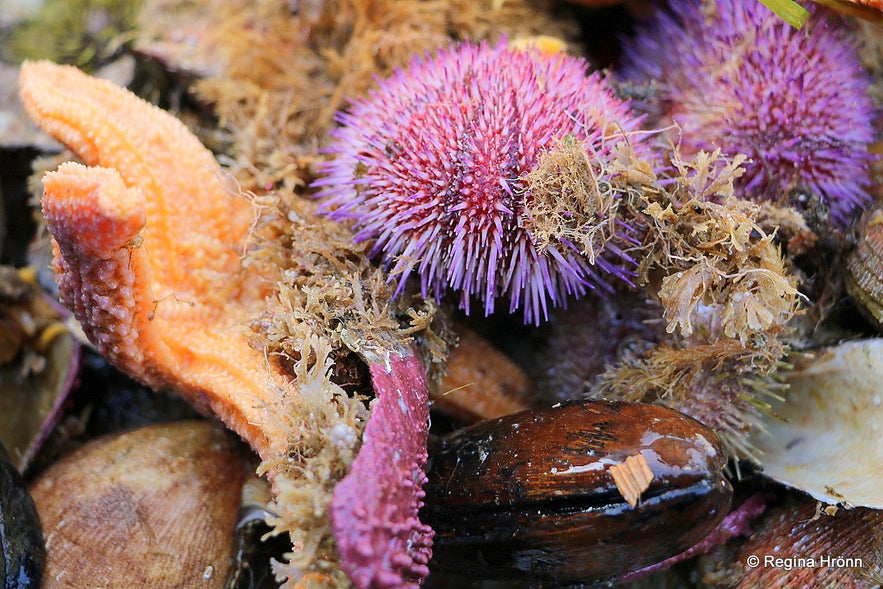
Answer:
[20,60,435,588]
[331,352,433,589]
[21,60,281,456]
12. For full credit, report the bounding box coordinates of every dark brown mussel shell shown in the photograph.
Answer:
[0,442,44,588]
[423,400,732,586]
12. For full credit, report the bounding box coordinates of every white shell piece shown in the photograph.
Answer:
[749,338,883,509]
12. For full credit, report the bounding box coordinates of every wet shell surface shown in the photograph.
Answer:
[423,400,732,585]
[0,442,44,588]
[749,339,883,509]
[28,420,247,588]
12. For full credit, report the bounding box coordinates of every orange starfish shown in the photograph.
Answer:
[20,60,283,459]
[20,61,437,589]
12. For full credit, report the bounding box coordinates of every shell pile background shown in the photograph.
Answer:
[2,0,883,588]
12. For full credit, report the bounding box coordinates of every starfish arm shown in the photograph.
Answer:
[23,62,280,459]
[24,60,438,588]
[41,162,276,456]
[43,162,164,378]
[330,350,434,589]
[19,60,255,299]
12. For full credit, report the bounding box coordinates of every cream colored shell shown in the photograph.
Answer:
[29,420,247,589]
[750,339,883,509]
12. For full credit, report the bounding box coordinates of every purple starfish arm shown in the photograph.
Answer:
[617,491,771,583]
[329,350,434,589]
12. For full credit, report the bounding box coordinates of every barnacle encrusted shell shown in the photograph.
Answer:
[29,421,247,588]
[749,339,883,509]
[846,207,883,329]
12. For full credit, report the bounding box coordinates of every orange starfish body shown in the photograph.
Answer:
[20,61,280,458]
[21,61,438,589]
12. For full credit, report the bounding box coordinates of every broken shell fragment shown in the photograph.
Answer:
[422,400,732,585]
[432,324,532,422]
[609,453,655,508]
[0,266,81,473]
[749,338,883,509]
[29,420,247,588]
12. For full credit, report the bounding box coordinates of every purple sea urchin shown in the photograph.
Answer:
[315,41,648,324]
[619,0,876,226]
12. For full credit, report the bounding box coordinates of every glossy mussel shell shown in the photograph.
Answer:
[423,400,731,585]
[0,442,44,588]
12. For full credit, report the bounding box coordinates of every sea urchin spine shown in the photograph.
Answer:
[618,0,877,227]
[315,40,648,324]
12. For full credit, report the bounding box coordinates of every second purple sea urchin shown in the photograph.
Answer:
[618,0,877,227]
[315,40,649,324]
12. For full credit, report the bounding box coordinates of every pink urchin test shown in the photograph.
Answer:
[315,40,649,324]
